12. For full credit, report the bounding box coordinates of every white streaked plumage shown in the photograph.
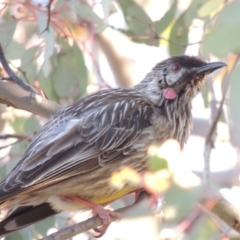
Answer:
[0,56,226,233]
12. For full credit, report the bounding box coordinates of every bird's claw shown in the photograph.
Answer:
[92,207,121,237]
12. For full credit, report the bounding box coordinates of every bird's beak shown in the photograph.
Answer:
[196,62,227,74]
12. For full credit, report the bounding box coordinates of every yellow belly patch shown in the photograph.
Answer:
[91,187,138,205]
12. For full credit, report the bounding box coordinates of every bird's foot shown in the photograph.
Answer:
[92,207,121,237]
[60,195,121,237]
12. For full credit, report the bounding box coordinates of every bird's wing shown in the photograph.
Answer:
[0,89,156,198]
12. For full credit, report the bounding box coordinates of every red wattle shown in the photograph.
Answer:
[163,88,177,99]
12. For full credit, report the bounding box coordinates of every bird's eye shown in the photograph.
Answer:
[172,63,181,73]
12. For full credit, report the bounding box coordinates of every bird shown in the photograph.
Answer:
[0,55,226,237]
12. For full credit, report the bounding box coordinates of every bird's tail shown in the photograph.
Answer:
[0,203,58,237]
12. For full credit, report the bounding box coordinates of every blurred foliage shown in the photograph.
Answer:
[0,0,240,239]
[164,184,203,222]
[149,155,168,172]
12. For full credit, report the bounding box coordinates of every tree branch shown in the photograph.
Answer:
[0,43,37,94]
[38,189,240,240]
[198,191,240,235]
[0,80,61,118]
[0,42,61,118]
[40,192,149,240]
[211,197,240,233]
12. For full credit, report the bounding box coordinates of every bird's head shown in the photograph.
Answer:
[135,55,226,106]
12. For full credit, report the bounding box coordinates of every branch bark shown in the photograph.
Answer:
[40,192,149,240]
[211,197,240,233]
[0,81,61,119]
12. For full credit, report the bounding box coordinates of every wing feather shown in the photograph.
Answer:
[0,89,155,198]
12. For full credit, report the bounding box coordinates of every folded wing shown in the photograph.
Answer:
[0,89,155,200]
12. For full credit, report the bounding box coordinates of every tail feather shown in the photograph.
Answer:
[0,203,58,237]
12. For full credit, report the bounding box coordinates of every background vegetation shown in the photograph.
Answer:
[0,0,240,239]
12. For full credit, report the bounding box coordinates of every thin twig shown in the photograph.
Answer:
[159,37,203,47]
[203,54,240,185]
[203,76,218,184]
[111,14,203,48]
[9,62,30,84]
[0,43,37,94]
[41,0,54,33]
[0,134,30,140]
[0,134,34,150]
[131,35,203,47]
[40,192,149,240]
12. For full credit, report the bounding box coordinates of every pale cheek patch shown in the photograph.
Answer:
[163,88,177,99]
[166,68,185,85]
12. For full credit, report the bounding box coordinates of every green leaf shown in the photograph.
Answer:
[198,0,222,18]
[20,46,39,83]
[102,0,117,18]
[55,0,66,8]
[37,10,48,33]
[21,46,39,68]
[117,29,135,38]
[169,0,206,55]
[34,217,55,236]
[0,164,8,179]
[0,20,18,47]
[18,228,33,240]
[187,215,217,240]
[118,0,158,46]
[10,141,29,156]
[24,64,38,84]
[203,1,240,58]
[6,155,20,175]
[154,0,177,33]
[149,155,168,172]
[24,115,41,134]
[170,0,205,54]
[169,13,188,55]
[185,0,207,25]
[5,231,25,240]
[71,1,107,33]
[42,57,53,77]
[163,184,203,223]
[52,41,88,100]
[38,69,59,102]
[55,214,68,229]
[42,27,55,61]
[37,11,55,62]
[5,40,25,59]
[11,117,26,133]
